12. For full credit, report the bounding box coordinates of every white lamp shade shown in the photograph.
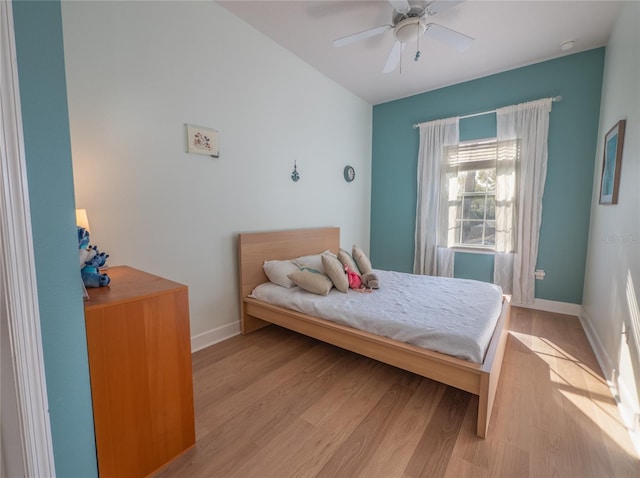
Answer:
[76,209,91,233]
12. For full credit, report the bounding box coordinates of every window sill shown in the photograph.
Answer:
[451,246,496,255]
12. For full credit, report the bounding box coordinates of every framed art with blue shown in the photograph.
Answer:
[599,119,626,205]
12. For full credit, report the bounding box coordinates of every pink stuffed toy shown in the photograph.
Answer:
[345,265,361,289]
[345,264,375,295]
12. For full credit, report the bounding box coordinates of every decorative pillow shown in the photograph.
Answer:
[322,253,348,293]
[263,260,299,288]
[337,249,360,275]
[292,250,333,275]
[287,268,333,296]
[352,245,372,275]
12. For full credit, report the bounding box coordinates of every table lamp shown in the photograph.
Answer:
[76,208,90,233]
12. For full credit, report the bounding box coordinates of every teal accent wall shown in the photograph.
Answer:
[12,1,98,476]
[371,49,605,304]
[454,252,495,283]
[459,114,496,142]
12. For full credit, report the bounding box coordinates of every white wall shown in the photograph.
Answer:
[582,1,640,440]
[62,1,372,343]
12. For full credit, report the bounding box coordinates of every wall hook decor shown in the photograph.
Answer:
[291,161,300,182]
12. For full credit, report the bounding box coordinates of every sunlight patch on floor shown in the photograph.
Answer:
[510,330,639,459]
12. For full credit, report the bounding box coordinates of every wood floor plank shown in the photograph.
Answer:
[484,341,535,449]
[404,386,471,478]
[236,360,395,478]
[194,330,315,409]
[554,340,616,478]
[206,344,347,450]
[450,387,530,477]
[154,311,640,478]
[443,455,488,478]
[280,363,400,477]
[194,340,325,438]
[315,372,422,478]
[231,416,318,478]
[355,379,447,478]
[299,353,389,427]
[448,433,530,478]
[159,337,349,477]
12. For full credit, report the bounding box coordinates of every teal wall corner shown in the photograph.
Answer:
[12,1,98,476]
[371,48,605,304]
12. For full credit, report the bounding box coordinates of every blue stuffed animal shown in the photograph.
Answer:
[78,226,90,251]
[78,227,110,288]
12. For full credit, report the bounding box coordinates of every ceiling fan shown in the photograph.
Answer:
[333,0,474,73]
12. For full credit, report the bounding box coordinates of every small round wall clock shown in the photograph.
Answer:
[343,165,355,182]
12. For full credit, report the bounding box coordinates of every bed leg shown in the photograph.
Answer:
[477,323,510,437]
[241,313,270,335]
[477,375,490,438]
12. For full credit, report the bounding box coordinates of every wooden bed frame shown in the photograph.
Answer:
[238,227,511,438]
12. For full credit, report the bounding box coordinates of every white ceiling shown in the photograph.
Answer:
[218,0,621,105]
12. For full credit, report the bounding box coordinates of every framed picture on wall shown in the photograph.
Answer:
[186,124,219,158]
[599,119,626,205]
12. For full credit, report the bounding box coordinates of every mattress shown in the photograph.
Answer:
[250,269,503,363]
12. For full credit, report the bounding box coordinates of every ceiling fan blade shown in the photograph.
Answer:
[333,24,392,48]
[425,23,474,52]
[388,0,411,14]
[383,41,405,73]
[426,0,465,16]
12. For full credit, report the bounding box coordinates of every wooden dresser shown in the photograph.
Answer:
[84,266,195,477]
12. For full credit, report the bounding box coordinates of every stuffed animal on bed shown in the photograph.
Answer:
[345,265,362,289]
[345,265,378,293]
[78,226,110,288]
[347,245,380,290]
[361,272,379,289]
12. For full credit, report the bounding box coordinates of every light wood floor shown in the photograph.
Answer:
[156,307,640,477]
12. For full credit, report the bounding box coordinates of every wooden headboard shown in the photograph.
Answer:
[237,227,340,300]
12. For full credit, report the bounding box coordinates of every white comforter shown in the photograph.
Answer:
[250,270,503,363]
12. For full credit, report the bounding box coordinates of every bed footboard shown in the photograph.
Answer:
[477,294,511,437]
[241,295,511,438]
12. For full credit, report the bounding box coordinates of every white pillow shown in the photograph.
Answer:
[292,250,333,275]
[263,260,299,288]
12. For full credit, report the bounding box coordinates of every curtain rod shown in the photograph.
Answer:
[412,96,562,129]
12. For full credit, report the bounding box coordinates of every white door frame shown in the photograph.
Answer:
[0,1,56,476]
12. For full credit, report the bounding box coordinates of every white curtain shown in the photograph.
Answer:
[436,246,455,277]
[494,98,552,303]
[414,117,459,277]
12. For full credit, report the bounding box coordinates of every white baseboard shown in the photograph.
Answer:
[513,298,582,316]
[191,320,241,353]
[579,309,640,456]
[578,309,614,375]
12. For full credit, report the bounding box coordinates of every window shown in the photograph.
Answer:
[444,140,498,249]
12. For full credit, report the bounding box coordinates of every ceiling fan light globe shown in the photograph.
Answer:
[394,17,426,43]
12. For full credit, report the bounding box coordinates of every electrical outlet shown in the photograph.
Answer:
[534,269,545,280]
